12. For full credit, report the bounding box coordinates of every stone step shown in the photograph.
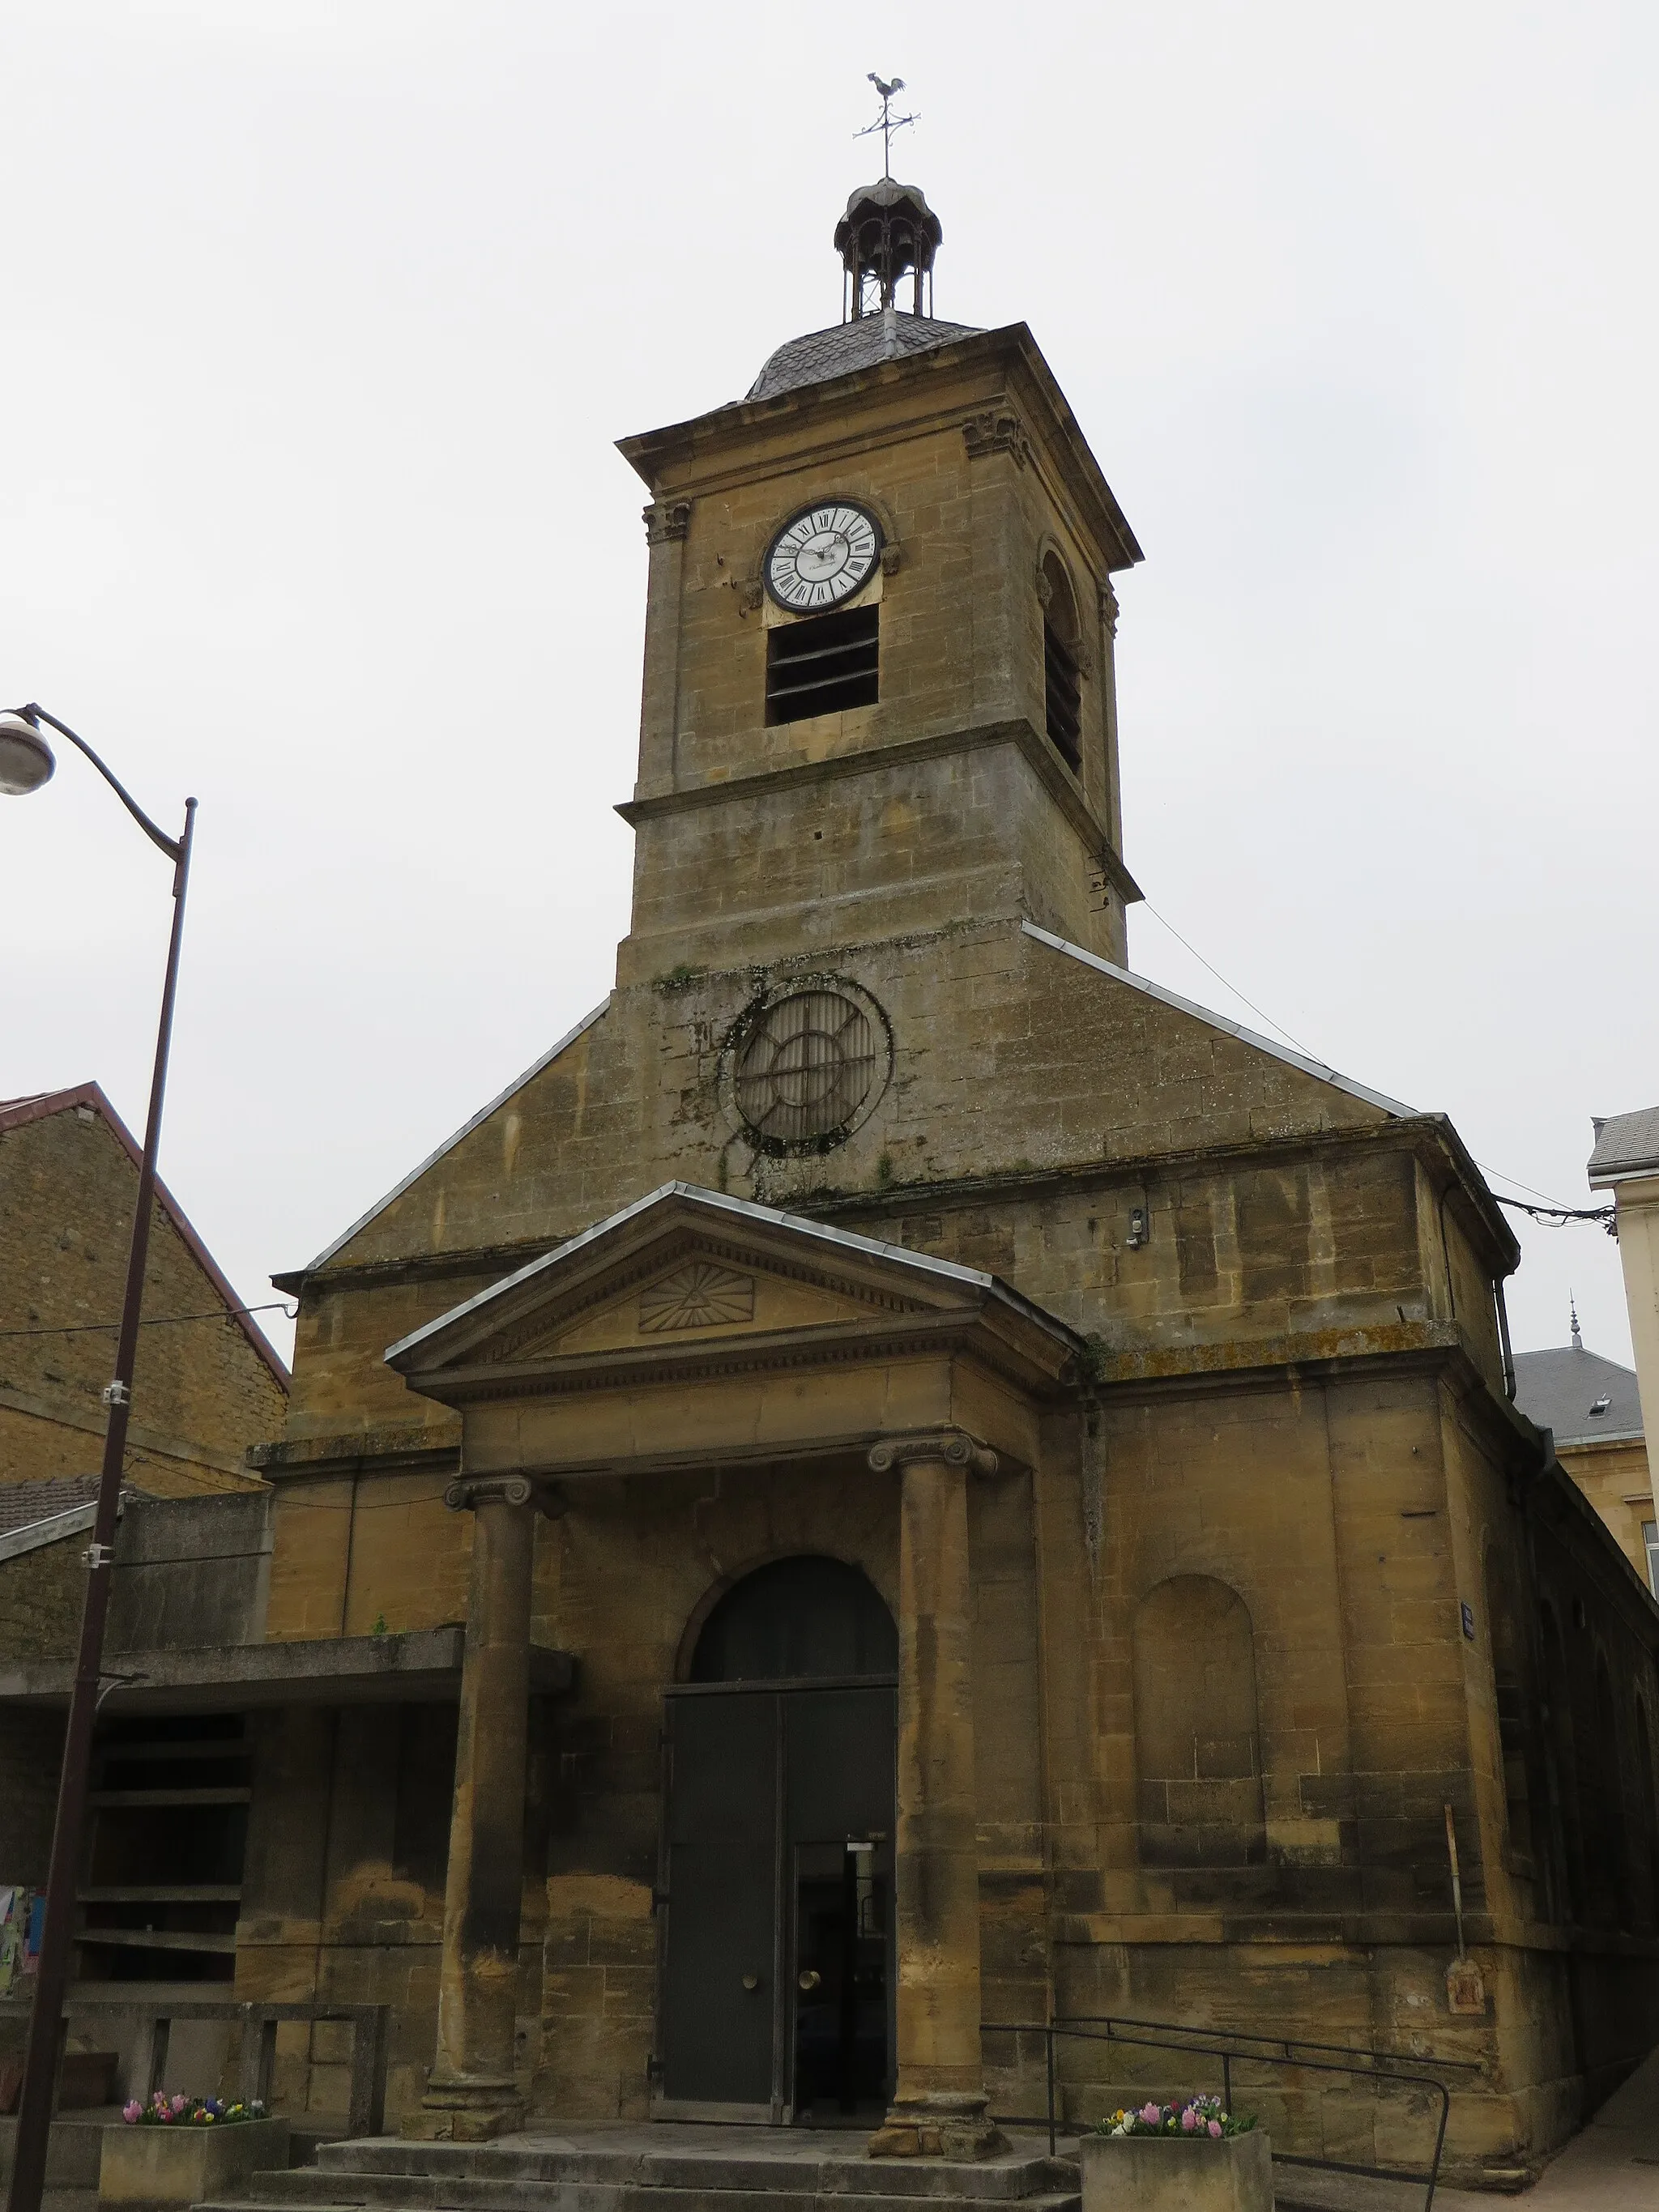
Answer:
[194,2135,1082,2212]
[198,2190,1081,2212]
[309,2138,1075,2203]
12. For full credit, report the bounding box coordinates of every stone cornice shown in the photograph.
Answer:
[280,1114,1508,1311]
[403,1304,1075,1412]
[617,714,1144,906]
[245,1424,458,1481]
[616,322,1144,577]
[817,1112,1519,1278]
[273,1242,552,1298]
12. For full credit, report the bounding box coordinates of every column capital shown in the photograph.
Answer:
[444,1473,565,1516]
[642,497,692,544]
[867,1430,998,1479]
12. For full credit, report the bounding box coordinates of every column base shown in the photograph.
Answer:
[868,2092,1006,2161]
[412,2075,524,2142]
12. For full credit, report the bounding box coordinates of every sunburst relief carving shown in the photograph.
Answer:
[638,1262,756,1333]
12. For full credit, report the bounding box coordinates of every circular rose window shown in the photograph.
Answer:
[732,989,888,1151]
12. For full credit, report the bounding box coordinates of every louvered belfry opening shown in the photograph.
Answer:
[1043,620,1081,772]
[766,606,880,726]
[1039,548,1083,774]
[735,990,880,1148]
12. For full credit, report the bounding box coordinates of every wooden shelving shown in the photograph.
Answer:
[78,1886,241,1905]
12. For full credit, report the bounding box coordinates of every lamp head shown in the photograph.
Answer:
[0,710,55,796]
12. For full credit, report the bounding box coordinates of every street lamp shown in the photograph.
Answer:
[0,705,196,2212]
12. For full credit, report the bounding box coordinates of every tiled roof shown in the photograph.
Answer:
[1589,1106,1659,1183]
[0,1084,288,1387]
[0,1475,102,1537]
[748,312,982,403]
[1512,1342,1645,1447]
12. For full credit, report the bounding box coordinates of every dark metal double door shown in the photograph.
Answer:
[659,1682,895,2121]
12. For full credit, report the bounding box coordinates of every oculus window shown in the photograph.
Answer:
[731,987,889,1153]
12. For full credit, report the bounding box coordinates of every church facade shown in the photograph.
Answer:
[235,185,1659,2180]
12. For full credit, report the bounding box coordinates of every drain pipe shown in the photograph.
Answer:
[1495,1276,1517,1402]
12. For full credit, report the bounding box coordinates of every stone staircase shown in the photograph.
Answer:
[198,2126,1083,2212]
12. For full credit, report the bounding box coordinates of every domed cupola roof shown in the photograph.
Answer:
[748,311,981,403]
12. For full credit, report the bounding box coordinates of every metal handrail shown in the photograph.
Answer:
[982,2011,1483,2212]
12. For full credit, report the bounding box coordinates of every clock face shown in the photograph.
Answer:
[765,501,882,612]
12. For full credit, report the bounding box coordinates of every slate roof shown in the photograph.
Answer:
[1512,1341,1645,1447]
[0,1475,102,1537]
[1589,1106,1659,1183]
[748,312,983,402]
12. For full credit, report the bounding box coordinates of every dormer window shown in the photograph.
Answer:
[1039,551,1082,774]
[1589,1395,1611,1418]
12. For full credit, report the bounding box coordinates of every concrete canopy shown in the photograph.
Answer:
[0,1626,575,1715]
[383,1182,1085,1483]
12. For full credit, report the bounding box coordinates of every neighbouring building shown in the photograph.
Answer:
[0,1087,286,2060]
[3,181,1658,2191]
[1591,1109,1659,1442]
[1514,1311,1654,1594]
[0,1084,288,1498]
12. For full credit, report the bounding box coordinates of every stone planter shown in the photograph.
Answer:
[99,2117,289,2210]
[1079,2126,1273,2212]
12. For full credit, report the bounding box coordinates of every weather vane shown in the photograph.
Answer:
[857,74,918,180]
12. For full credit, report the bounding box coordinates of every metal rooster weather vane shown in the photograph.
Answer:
[858,73,918,178]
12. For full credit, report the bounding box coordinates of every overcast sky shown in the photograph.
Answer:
[2,2,1653,1375]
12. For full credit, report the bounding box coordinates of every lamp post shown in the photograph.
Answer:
[0,705,196,2212]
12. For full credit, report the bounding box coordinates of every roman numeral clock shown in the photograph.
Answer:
[766,501,882,610]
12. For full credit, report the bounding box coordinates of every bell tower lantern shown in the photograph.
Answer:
[836,179,943,319]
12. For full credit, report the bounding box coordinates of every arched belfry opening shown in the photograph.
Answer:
[661,1554,897,2123]
[1039,550,1083,775]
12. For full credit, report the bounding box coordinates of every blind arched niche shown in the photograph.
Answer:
[1132,1575,1266,1871]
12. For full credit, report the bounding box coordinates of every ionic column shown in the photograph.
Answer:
[866,1430,1004,2162]
[418,1473,543,2142]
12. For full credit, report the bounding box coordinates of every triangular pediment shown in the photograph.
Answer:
[385,1183,1073,1397]
[503,1235,911,1363]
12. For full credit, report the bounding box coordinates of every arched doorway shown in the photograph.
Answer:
[659,1556,897,2123]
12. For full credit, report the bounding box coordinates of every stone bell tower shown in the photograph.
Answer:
[615,179,1145,990]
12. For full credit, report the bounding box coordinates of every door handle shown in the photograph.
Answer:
[741,1973,760,1992]
[798,1969,822,1992]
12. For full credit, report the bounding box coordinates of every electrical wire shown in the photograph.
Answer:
[1138,899,1324,1060]
[1491,1195,1615,1231]
[1136,898,1611,1228]
[0,1300,296,1340]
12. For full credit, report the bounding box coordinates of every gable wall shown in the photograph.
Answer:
[0,1106,286,1494]
[287,919,1456,1425]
